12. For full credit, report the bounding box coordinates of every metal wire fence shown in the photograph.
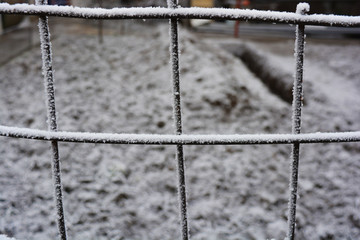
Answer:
[0,1,360,240]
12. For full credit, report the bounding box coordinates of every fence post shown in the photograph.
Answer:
[167,0,189,239]
[36,0,67,239]
[286,3,309,240]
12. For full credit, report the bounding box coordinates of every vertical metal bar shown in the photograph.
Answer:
[167,0,189,239]
[36,1,67,239]
[287,3,309,240]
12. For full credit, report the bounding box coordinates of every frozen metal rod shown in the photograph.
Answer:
[1,126,360,145]
[36,0,67,239]
[287,3,309,240]
[1,4,360,27]
[167,0,189,239]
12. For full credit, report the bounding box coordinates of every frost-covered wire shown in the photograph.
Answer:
[167,0,189,239]
[1,3,360,27]
[36,0,67,239]
[287,3,308,240]
[1,125,360,145]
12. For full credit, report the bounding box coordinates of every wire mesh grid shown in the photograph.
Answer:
[1,1,360,240]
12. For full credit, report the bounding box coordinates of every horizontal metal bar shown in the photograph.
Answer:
[1,125,360,145]
[1,3,360,27]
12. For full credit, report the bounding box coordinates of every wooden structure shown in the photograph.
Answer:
[191,0,214,8]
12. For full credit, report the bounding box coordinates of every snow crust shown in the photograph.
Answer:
[0,3,360,26]
[0,235,16,240]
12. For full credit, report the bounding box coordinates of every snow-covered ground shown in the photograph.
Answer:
[0,22,359,240]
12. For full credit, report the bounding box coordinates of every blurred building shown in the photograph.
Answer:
[48,0,70,5]
[250,0,360,15]
[192,0,360,15]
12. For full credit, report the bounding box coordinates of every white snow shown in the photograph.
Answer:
[296,3,310,15]
[0,236,15,240]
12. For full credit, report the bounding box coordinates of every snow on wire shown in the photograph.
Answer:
[0,2,360,240]
[1,125,360,145]
[1,2,360,26]
[36,0,67,239]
